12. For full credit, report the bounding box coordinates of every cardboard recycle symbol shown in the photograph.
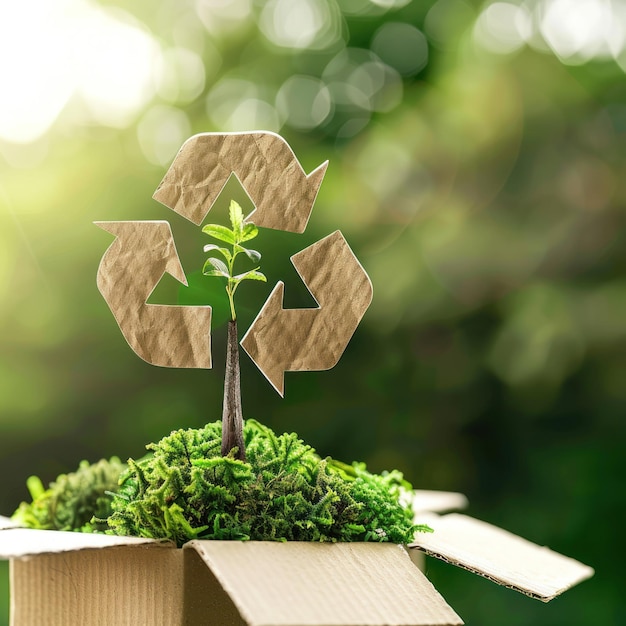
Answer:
[95,131,373,396]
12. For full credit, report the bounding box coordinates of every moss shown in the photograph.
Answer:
[12,457,125,532]
[13,422,431,545]
[107,420,429,547]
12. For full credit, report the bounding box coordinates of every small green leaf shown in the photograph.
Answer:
[202,224,236,244]
[203,243,232,263]
[415,524,434,534]
[228,200,244,238]
[202,268,229,279]
[239,222,258,242]
[234,245,261,263]
[233,269,267,283]
[202,257,229,277]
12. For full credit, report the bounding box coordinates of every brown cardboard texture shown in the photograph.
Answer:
[152,131,328,233]
[1,530,462,626]
[95,220,212,369]
[241,230,373,396]
[1,491,593,625]
[410,513,594,601]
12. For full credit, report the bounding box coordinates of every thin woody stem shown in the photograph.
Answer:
[221,319,245,461]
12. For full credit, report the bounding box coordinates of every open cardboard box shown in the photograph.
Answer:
[0,490,593,626]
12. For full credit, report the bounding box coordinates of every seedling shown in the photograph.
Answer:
[201,200,266,461]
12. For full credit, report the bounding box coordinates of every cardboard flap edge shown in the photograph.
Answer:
[0,527,173,559]
[409,513,594,601]
[186,540,465,626]
[0,516,20,530]
[411,490,469,514]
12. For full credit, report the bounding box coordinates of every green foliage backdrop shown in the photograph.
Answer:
[1,0,624,624]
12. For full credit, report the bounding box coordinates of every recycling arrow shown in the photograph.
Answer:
[95,221,212,369]
[96,132,372,393]
[152,131,328,233]
[241,230,373,396]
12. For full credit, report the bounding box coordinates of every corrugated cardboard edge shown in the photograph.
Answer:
[186,540,464,626]
[409,513,594,602]
[410,490,469,514]
[0,527,169,559]
[10,541,183,626]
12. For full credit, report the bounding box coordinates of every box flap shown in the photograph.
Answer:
[411,490,469,514]
[186,540,463,626]
[0,527,170,559]
[409,513,594,601]
[0,516,20,530]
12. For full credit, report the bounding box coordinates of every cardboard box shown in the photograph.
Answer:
[0,491,593,626]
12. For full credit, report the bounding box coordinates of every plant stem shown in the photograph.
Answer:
[221,319,245,461]
[227,284,236,321]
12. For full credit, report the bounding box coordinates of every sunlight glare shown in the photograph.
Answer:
[540,0,618,61]
[75,7,160,127]
[0,0,162,143]
[0,1,75,143]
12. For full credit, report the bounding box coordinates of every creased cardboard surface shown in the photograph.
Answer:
[95,220,212,369]
[153,131,328,233]
[241,230,373,396]
[11,544,183,626]
[0,527,165,559]
[187,540,463,626]
[410,513,594,601]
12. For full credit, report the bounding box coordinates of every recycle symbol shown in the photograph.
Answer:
[96,131,373,396]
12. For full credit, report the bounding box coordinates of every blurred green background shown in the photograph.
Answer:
[1,0,624,623]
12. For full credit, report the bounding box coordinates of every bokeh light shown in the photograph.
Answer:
[474,0,626,66]
[473,2,532,54]
[259,0,343,50]
[276,76,333,130]
[137,105,191,166]
[154,47,206,105]
[371,22,430,77]
[0,1,161,142]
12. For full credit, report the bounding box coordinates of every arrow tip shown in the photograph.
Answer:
[308,159,329,184]
[241,282,286,397]
[94,221,122,236]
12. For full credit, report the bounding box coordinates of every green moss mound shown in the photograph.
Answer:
[12,457,125,532]
[108,420,428,546]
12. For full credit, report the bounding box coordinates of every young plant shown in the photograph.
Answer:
[202,200,266,461]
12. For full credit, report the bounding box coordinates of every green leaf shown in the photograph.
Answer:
[202,257,229,277]
[203,243,232,264]
[201,267,227,279]
[228,200,244,238]
[415,524,434,534]
[234,245,261,263]
[239,222,258,242]
[202,224,236,244]
[232,269,267,284]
